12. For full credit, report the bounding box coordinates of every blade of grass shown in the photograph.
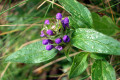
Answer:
[0,62,11,80]
[1,0,7,12]
[44,3,52,18]
[0,0,29,16]
[37,0,46,9]
[107,0,115,22]
[100,0,107,14]
[98,1,120,12]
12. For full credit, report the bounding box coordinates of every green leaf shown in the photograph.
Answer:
[92,12,119,36]
[91,60,116,80]
[5,41,57,63]
[59,0,93,27]
[69,52,89,79]
[69,16,87,29]
[71,28,120,55]
[90,53,107,60]
[69,16,79,29]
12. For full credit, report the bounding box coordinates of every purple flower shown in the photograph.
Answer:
[63,35,70,43]
[42,39,49,45]
[44,20,50,25]
[64,17,69,25]
[40,31,45,37]
[56,13,62,20]
[47,30,54,35]
[46,45,54,50]
[61,20,65,29]
[42,39,53,45]
[61,17,69,30]
[55,38,62,44]
[55,45,63,51]
[48,39,53,44]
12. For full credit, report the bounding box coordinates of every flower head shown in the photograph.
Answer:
[63,35,70,43]
[55,38,62,44]
[56,13,62,20]
[44,20,50,25]
[46,45,54,50]
[55,45,63,51]
[47,30,54,35]
[41,13,71,52]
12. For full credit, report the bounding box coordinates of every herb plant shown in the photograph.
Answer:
[5,0,120,79]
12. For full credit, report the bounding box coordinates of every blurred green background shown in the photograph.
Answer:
[0,0,120,80]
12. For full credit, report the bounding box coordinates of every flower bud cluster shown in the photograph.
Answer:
[40,13,70,51]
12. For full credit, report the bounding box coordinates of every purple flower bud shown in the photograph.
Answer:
[61,20,66,29]
[63,35,70,43]
[42,39,49,45]
[46,45,54,50]
[64,17,69,25]
[47,30,54,35]
[56,13,62,20]
[55,45,63,51]
[40,31,45,37]
[55,38,62,44]
[44,20,50,25]
[61,18,69,30]
[48,39,53,44]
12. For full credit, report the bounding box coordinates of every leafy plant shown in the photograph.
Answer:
[5,41,57,63]
[5,0,120,79]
